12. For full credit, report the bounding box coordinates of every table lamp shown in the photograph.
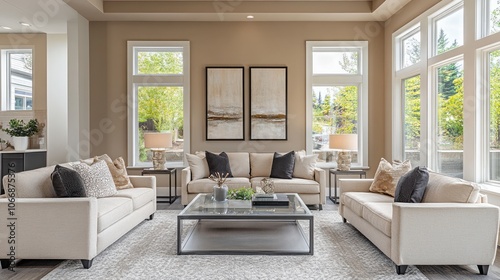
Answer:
[329,134,358,171]
[144,132,172,170]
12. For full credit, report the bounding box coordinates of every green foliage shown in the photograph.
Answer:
[403,75,421,149]
[227,187,255,200]
[2,119,39,137]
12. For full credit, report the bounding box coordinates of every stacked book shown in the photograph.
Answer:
[252,193,289,206]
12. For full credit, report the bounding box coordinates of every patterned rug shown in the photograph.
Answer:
[42,210,428,280]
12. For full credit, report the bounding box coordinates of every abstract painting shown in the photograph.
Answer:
[206,67,244,140]
[250,67,287,140]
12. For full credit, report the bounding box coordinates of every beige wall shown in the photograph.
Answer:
[89,21,386,176]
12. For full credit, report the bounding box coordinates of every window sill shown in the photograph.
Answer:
[127,162,186,170]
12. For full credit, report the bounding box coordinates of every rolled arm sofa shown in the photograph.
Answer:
[338,172,499,275]
[181,152,326,208]
[0,163,156,269]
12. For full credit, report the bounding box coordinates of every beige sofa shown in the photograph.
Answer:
[181,152,326,208]
[339,172,500,275]
[0,164,156,269]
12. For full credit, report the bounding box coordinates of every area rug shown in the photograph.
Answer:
[42,210,428,280]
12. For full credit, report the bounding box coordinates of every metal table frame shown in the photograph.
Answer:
[329,168,367,204]
[141,168,178,204]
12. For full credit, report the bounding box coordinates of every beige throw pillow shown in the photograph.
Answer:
[185,153,209,180]
[293,154,318,180]
[369,158,412,197]
[95,154,133,189]
[73,160,117,198]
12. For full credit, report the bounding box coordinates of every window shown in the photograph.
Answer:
[489,49,500,181]
[478,0,500,38]
[401,29,421,69]
[402,75,421,167]
[433,5,463,56]
[127,41,190,167]
[306,41,368,167]
[0,49,33,111]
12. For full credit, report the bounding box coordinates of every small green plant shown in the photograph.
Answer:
[227,187,255,200]
[2,119,39,137]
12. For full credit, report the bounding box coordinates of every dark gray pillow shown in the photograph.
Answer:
[394,166,429,203]
[270,151,295,179]
[51,165,87,197]
[205,151,233,177]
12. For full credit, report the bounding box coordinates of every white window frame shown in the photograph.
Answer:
[306,41,369,168]
[0,48,33,111]
[127,41,190,167]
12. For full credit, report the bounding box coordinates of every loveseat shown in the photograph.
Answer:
[338,172,500,275]
[0,162,156,269]
[181,152,326,208]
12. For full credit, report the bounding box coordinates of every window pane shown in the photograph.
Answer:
[488,0,500,36]
[489,50,500,181]
[137,86,184,163]
[136,48,183,75]
[312,49,359,74]
[402,31,420,68]
[435,8,463,55]
[312,85,358,163]
[437,61,463,178]
[403,75,421,167]
[4,50,32,111]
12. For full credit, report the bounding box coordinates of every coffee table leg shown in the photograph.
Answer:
[177,217,182,254]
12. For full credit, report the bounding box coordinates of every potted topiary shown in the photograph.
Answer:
[2,119,39,150]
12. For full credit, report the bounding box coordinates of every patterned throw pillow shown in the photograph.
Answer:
[95,154,133,189]
[369,158,412,197]
[73,160,117,198]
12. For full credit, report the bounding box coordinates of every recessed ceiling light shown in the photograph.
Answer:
[247,15,254,19]
[1,26,12,30]
[19,22,31,27]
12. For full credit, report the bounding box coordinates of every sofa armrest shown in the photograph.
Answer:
[391,203,500,266]
[181,167,192,205]
[314,168,326,205]
[129,175,156,190]
[338,178,373,196]
[0,197,98,260]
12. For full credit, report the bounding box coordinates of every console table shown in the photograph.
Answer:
[142,168,178,204]
[329,168,368,204]
[0,150,47,194]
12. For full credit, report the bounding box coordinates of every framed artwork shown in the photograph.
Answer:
[250,66,288,140]
[206,66,244,140]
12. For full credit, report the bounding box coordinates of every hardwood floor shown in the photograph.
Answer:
[1,198,498,280]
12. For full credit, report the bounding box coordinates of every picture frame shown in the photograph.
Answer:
[206,66,245,140]
[249,66,288,140]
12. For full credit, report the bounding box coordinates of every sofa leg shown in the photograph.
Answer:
[81,259,93,269]
[478,265,489,275]
[342,218,346,223]
[0,259,10,269]
[149,213,155,220]
[396,265,408,275]
[318,204,323,211]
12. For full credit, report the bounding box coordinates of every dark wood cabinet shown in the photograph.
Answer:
[0,151,47,194]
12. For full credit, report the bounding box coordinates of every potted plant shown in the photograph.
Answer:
[2,119,39,150]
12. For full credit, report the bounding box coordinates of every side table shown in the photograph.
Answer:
[142,168,178,204]
[329,168,367,204]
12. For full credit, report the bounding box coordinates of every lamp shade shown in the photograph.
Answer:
[329,134,358,150]
[144,132,172,149]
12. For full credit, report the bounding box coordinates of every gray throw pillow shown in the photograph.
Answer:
[51,165,87,197]
[394,166,429,203]
[270,151,295,179]
[205,151,233,177]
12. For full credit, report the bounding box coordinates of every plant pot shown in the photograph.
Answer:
[12,136,29,151]
[213,184,228,202]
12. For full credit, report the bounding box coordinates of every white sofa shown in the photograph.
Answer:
[181,152,326,208]
[0,163,156,269]
[339,172,500,275]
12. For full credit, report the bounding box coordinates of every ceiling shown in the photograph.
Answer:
[0,0,412,34]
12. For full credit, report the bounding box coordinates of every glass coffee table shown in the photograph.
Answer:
[177,193,313,255]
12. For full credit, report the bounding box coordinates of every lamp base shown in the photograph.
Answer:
[337,151,352,171]
[151,149,167,170]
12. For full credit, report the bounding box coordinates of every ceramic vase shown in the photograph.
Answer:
[12,136,29,151]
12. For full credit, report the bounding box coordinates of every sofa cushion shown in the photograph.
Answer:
[97,197,133,233]
[95,154,134,190]
[114,187,155,210]
[250,153,274,177]
[187,177,250,193]
[185,153,210,180]
[422,172,481,203]
[205,151,233,177]
[270,151,295,179]
[227,153,250,178]
[341,192,394,217]
[362,202,393,237]
[369,158,412,197]
[73,160,118,198]
[51,165,87,197]
[394,166,429,203]
[2,165,57,198]
[293,154,317,180]
[250,177,320,193]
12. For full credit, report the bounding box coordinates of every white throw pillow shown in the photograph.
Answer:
[73,160,117,198]
[293,154,318,180]
[250,153,274,177]
[185,153,209,180]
